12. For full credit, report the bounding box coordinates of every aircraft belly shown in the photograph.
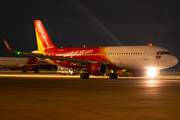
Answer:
[121,57,145,69]
[18,64,26,68]
[56,61,81,69]
[2,63,18,68]
[110,59,123,68]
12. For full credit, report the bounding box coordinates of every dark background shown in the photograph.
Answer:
[0,0,180,65]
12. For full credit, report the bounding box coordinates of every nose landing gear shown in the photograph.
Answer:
[109,73,118,79]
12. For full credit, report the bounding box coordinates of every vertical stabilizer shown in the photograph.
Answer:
[34,20,57,50]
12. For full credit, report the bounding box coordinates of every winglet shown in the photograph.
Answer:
[3,38,12,51]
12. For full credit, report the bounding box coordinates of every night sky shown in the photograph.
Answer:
[0,0,180,64]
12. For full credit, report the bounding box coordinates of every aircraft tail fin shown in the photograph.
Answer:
[34,20,57,51]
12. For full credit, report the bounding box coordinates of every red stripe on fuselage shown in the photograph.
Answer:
[44,47,120,69]
[26,58,38,64]
[45,47,108,61]
[18,58,55,69]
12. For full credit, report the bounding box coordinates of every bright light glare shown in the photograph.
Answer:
[146,80,157,87]
[148,80,156,83]
[147,67,157,78]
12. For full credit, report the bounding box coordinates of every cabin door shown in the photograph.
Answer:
[143,47,151,60]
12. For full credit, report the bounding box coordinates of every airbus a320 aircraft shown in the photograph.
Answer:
[3,20,178,79]
[0,57,55,73]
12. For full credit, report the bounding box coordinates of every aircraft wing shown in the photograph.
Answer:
[3,39,111,65]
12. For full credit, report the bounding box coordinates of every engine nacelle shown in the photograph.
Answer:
[25,65,36,71]
[86,63,107,76]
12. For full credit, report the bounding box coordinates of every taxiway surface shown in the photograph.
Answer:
[0,72,180,120]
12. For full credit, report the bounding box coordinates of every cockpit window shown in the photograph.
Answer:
[156,51,160,55]
[164,51,170,55]
[161,51,164,55]
[156,51,170,55]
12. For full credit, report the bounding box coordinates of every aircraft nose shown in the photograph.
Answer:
[172,55,178,66]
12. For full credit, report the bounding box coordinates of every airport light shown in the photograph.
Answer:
[17,52,20,55]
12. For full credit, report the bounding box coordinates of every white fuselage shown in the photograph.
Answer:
[106,46,178,69]
[0,57,29,68]
[38,45,178,70]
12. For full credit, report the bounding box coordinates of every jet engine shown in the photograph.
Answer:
[86,63,107,76]
[25,65,36,71]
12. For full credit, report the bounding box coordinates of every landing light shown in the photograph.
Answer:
[147,67,157,78]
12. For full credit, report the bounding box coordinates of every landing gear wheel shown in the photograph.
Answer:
[34,70,39,73]
[85,73,89,79]
[23,70,27,73]
[109,73,118,79]
[80,73,89,79]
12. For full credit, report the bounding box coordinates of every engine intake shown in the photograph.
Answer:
[86,63,107,76]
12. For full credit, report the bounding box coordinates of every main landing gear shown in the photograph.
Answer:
[109,73,118,79]
[22,69,39,73]
[80,72,118,79]
[22,70,27,73]
[80,73,89,79]
[34,69,39,73]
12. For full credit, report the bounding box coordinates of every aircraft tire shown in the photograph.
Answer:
[109,73,118,79]
[85,73,89,79]
[23,70,27,73]
[35,70,39,73]
[80,73,89,79]
[80,73,85,79]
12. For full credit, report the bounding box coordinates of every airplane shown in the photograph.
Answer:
[0,57,55,73]
[3,20,178,79]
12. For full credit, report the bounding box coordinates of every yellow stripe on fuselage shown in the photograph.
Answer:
[103,47,111,62]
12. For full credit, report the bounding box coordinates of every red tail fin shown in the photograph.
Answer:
[34,20,57,50]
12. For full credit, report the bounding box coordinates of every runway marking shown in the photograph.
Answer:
[0,73,180,79]
[0,74,80,78]
[0,74,110,78]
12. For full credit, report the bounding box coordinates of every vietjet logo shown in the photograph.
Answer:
[56,49,94,57]
[36,21,50,47]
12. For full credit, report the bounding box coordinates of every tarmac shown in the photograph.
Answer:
[0,71,180,120]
